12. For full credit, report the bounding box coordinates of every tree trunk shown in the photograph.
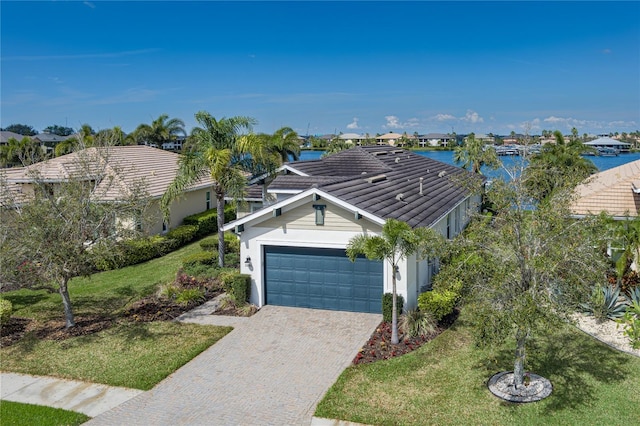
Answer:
[217,191,225,268]
[391,265,399,345]
[513,328,527,388]
[59,278,75,328]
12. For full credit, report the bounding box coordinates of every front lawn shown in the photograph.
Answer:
[0,401,90,426]
[3,240,202,323]
[1,239,232,390]
[316,311,640,425]
[1,321,230,390]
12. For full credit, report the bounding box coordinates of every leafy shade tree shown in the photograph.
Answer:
[133,114,185,148]
[162,112,257,267]
[2,124,37,136]
[0,147,150,327]
[443,166,609,389]
[453,134,499,175]
[346,219,444,344]
[0,137,45,167]
[43,125,75,136]
[523,130,597,201]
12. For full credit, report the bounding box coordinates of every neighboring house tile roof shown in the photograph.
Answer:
[584,137,631,147]
[274,145,482,228]
[3,145,214,201]
[572,159,640,218]
[32,133,71,144]
[0,131,27,144]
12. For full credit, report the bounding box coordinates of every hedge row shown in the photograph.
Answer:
[96,205,236,271]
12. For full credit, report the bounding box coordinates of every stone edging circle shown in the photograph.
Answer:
[487,371,553,403]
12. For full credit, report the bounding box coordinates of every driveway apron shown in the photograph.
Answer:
[86,305,381,426]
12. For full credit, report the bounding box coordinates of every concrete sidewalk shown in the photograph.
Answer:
[0,372,144,417]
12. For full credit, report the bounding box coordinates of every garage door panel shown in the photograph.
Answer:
[264,246,382,313]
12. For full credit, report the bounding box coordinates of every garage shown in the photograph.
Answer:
[264,246,383,313]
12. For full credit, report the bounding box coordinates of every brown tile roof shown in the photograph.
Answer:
[572,160,640,218]
[4,146,214,201]
[282,145,482,228]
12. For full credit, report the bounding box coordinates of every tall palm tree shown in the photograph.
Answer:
[162,112,257,267]
[0,136,44,166]
[133,114,186,148]
[453,134,499,174]
[347,219,443,344]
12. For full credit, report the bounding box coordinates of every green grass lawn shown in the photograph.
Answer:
[1,321,230,390]
[316,312,640,426]
[1,239,231,390]
[3,240,202,322]
[0,401,90,426]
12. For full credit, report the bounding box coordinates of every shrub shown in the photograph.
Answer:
[0,298,12,325]
[181,251,216,268]
[400,309,436,338]
[158,283,181,300]
[224,252,240,268]
[183,209,218,238]
[181,263,218,280]
[581,285,628,321]
[618,287,640,349]
[220,272,251,305]
[165,224,198,247]
[418,288,458,321]
[382,293,404,323]
[175,288,205,306]
[199,236,217,252]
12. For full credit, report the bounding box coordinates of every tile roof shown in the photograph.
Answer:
[4,145,214,201]
[280,145,481,228]
[572,159,640,218]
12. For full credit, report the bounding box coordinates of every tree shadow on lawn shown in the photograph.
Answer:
[2,292,50,312]
[477,325,633,414]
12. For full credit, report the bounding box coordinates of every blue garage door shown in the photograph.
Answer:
[264,246,383,313]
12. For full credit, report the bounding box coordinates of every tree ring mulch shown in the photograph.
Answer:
[488,371,553,403]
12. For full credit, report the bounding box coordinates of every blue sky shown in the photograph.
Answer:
[2,1,639,136]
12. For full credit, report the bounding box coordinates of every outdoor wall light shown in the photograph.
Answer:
[244,256,252,266]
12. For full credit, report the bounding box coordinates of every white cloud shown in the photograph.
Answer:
[433,113,456,121]
[462,110,484,124]
[346,117,360,129]
[383,115,420,129]
[602,48,612,54]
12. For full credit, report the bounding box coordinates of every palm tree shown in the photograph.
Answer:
[453,134,499,174]
[0,136,44,166]
[346,219,443,344]
[133,114,186,148]
[523,130,596,201]
[268,127,301,163]
[162,112,257,267]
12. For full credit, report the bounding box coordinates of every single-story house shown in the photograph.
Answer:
[223,145,483,314]
[1,145,215,235]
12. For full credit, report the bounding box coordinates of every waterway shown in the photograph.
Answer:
[298,149,640,181]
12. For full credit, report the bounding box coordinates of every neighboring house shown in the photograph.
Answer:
[417,133,455,147]
[572,159,640,220]
[465,134,495,144]
[2,145,215,235]
[338,133,366,145]
[0,131,27,146]
[32,132,71,154]
[583,137,631,153]
[223,145,483,314]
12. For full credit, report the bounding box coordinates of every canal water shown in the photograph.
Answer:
[298,149,640,181]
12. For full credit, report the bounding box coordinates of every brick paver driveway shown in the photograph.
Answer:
[87,305,381,426]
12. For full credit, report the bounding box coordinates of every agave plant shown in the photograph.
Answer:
[581,285,629,321]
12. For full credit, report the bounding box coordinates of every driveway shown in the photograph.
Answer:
[86,305,381,425]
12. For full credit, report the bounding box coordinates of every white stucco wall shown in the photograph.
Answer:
[235,191,483,311]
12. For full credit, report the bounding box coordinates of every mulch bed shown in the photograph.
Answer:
[1,315,114,347]
[353,310,459,365]
[1,284,224,348]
